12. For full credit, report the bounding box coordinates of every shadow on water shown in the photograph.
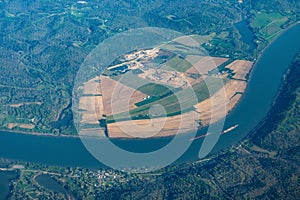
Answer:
[50,103,73,131]
[0,170,18,200]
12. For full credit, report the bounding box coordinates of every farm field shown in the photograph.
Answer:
[77,44,253,138]
[250,12,289,43]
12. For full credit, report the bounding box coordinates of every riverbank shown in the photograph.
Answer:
[0,23,299,169]
[0,129,79,139]
[247,52,300,142]
[0,22,298,141]
[222,21,300,121]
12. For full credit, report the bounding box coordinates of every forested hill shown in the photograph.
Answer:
[95,53,300,199]
[0,0,298,135]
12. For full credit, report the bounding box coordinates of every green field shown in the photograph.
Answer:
[137,83,173,97]
[107,77,227,123]
[163,55,193,72]
[250,12,288,42]
[111,72,175,97]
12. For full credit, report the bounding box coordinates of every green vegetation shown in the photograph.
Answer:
[107,77,227,123]
[98,53,300,199]
[1,0,300,198]
[111,72,175,96]
[137,83,173,97]
[6,53,300,200]
[250,12,289,42]
[6,162,133,199]
[163,55,192,72]
[135,96,161,107]
[0,0,298,135]
[251,12,286,29]
[252,54,300,150]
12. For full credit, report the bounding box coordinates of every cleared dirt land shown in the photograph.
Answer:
[82,76,102,95]
[186,56,229,75]
[100,76,147,115]
[107,79,248,138]
[194,59,253,126]
[7,123,35,129]
[76,47,253,138]
[79,96,104,124]
[225,60,253,80]
[107,111,200,138]
[195,80,247,125]
[138,69,189,88]
[105,59,253,138]
[78,76,105,125]
[77,77,106,137]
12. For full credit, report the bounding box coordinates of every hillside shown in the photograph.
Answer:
[6,48,300,200]
[0,0,297,135]
[93,53,300,199]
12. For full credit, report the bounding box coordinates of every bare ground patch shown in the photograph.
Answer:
[225,60,253,80]
[186,56,229,75]
[83,76,102,95]
[79,96,104,124]
[107,111,199,138]
[7,123,35,129]
[77,58,251,138]
[195,80,247,125]
[9,102,42,108]
[79,76,105,124]
[100,76,147,115]
[79,128,106,137]
[138,69,189,88]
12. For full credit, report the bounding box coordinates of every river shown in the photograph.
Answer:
[0,24,299,170]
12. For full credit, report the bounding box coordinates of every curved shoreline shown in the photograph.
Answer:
[0,23,299,169]
[217,21,300,126]
[0,22,299,141]
[249,21,300,80]
[245,50,300,141]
